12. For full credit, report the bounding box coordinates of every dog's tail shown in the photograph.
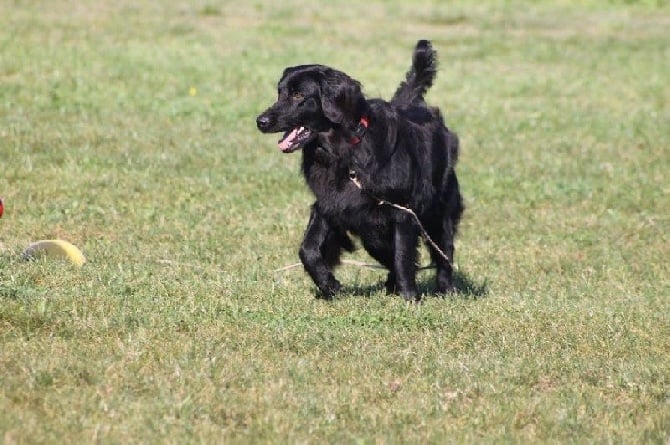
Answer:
[391,40,438,107]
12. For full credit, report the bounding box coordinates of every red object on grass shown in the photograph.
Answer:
[0,198,3,218]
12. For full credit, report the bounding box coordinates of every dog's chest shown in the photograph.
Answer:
[306,161,358,205]
[304,158,391,233]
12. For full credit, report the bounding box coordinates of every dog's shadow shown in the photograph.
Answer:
[449,270,489,299]
[345,269,488,300]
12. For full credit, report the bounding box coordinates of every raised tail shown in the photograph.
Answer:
[391,40,438,107]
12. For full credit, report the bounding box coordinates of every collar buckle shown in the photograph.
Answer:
[349,116,369,145]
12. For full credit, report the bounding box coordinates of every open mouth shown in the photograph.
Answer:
[278,126,312,153]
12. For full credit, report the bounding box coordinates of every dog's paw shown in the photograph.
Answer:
[437,285,457,296]
[436,274,456,295]
[401,290,421,303]
[317,280,341,300]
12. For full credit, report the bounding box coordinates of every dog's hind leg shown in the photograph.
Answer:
[299,205,343,299]
[431,217,456,294]
[432,171,464,294]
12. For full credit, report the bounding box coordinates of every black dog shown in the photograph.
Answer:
[256,40,464,301]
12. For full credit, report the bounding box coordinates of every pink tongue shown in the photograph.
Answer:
[278,128,300,151]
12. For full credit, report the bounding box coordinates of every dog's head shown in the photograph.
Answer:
[256,64,366,153]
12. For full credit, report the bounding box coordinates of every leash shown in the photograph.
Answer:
[348,170,454,269]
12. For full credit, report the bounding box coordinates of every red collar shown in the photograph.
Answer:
[349,116,369,145]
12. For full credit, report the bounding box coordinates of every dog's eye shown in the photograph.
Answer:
[292,92,304,101]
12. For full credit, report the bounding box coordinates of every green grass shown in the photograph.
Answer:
[1,0,669,442]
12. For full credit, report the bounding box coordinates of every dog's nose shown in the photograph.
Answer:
[256,115,272,131]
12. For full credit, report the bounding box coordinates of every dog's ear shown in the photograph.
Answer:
[319,69,365,126]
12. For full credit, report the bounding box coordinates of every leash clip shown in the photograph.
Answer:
[349,169,362,189]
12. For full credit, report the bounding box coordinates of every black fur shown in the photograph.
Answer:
[256,40,464,301]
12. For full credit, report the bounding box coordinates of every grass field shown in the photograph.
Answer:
[1,0,669,442]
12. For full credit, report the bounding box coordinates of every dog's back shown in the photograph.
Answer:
[394,41,463,241]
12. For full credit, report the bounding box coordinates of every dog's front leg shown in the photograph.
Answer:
[299,205,341,299]
[393,218,419,302]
